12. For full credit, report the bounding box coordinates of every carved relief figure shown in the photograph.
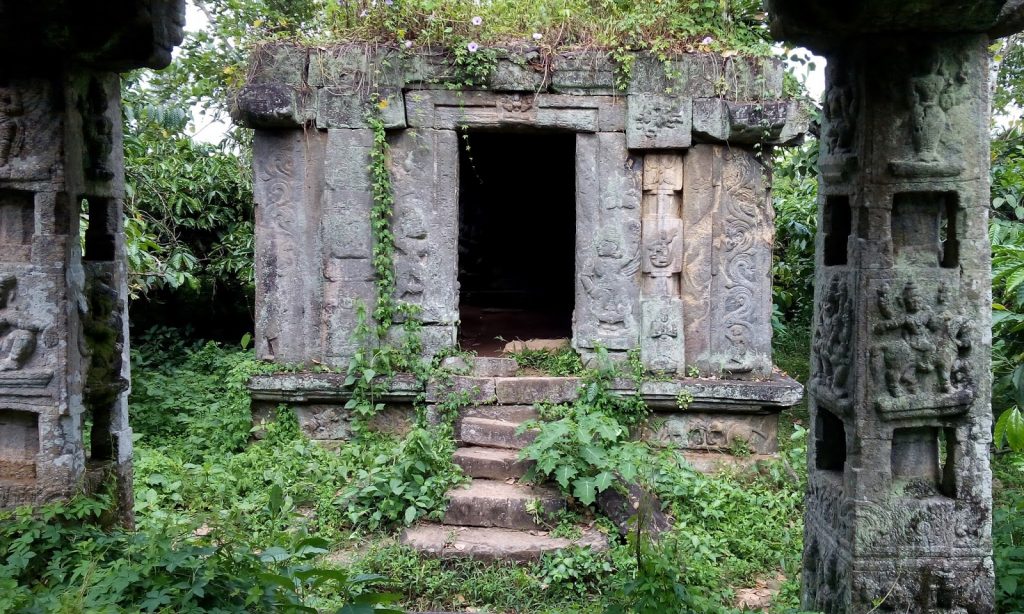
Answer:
[0,276,37,371]
[81,78,114,181]
[0,85,25,168]
[648,306,678,372]
[872,280,972,402]
[500,94,533,113]
[908,56,966,163]
[824,72,855,155]
[813,276,853,398]
[633,99,687,140]
[396,209,428,300]
[581,223,640,334]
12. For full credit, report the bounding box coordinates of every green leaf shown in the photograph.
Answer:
[997,406,1024,452]
[593,471,615,492]
[573,477,598,506]
[555,465,578,488]
[404,505,418,525]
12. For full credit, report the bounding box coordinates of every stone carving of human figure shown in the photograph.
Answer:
[931,282,973,393]
[825,80,855,155]
[396,210,428,300]
[908,55,965,163]
[814,277,852,397]
[582,228,635,332]
[0,276,36,371]
[0,85,25,168]
[648,307,678,371]
[724,321,754,373]
[875,281,947,397]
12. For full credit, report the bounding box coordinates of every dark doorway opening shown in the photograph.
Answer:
[458,131,576,356]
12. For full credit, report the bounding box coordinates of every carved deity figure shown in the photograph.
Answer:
[824,78,855,155]
[396,210,428,300]
[813,277,852,397]
[873,280,970,399]
[646,228,675,270]
[582,225,639,332]
[908,56,966,163]
[648,307,678,371]
[724,321,754,373]
[0,85,25,168]
[81,79,114,180]
[0,276,36,371]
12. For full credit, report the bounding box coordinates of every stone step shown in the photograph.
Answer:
[443,479,563,529]
[461,404,539,422]
[457,417,537,449]
[400,523,608,562]
[442,356,519,378]
[494,376,580,405]
[453,446,534,480]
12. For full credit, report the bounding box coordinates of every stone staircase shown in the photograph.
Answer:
[400,357,607,561]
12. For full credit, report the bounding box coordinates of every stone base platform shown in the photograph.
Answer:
[248,365,804,459]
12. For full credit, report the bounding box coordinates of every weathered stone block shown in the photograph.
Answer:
[641,299,685,375]
[491,53,545,91]
[681,145,773,378]
[626,95,692,149]
[551,51,618,94]
[457,416,538,449]
[249,44,307,86]
[389,129,459,324]
[443,479,563,529]
[316,87,406,129]
[427,376,497,404]
[232,82,315,129]
[574,132,643,352]
[494,377,580,405]
[453,446,533,480]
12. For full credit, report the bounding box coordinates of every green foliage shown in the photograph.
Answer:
[321,0,773,57]
[604,530,714,614]
[130,330,261,458]
[510,346,586,376]
[538,547,614,598]
[121,82,253,300]
[335,428,465,530]
[771,140,818,332]
[521,348,649,506]
[0,494,400,613]
[994,452,1024,611]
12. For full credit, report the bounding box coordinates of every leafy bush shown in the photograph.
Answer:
[510,347,586,376]
[771,141,818,332]
[0,494,400,613]
[995,453,1024,611]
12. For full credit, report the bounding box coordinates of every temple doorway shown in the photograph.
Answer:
[457,131,576,356]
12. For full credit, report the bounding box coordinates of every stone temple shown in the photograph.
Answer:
[237,45,810,466]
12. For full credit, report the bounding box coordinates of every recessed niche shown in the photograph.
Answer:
[0,409,39,480]
[82,197,116,262]
[815,409,847,472]
[823,196,851,266]
[0,189,34,263]
[891,426,957,497]
[891,192,959,268]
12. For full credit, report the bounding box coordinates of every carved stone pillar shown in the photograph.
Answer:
[0,1,185,522]
[767,1,1024,610]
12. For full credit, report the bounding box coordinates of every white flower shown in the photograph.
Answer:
[405,40,413,48]
[467,42,479,53]
[701,36,714,45]
[471,16,483,26]
[532,32,542,40]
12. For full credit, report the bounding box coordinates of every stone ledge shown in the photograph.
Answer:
[249,370,804,412]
